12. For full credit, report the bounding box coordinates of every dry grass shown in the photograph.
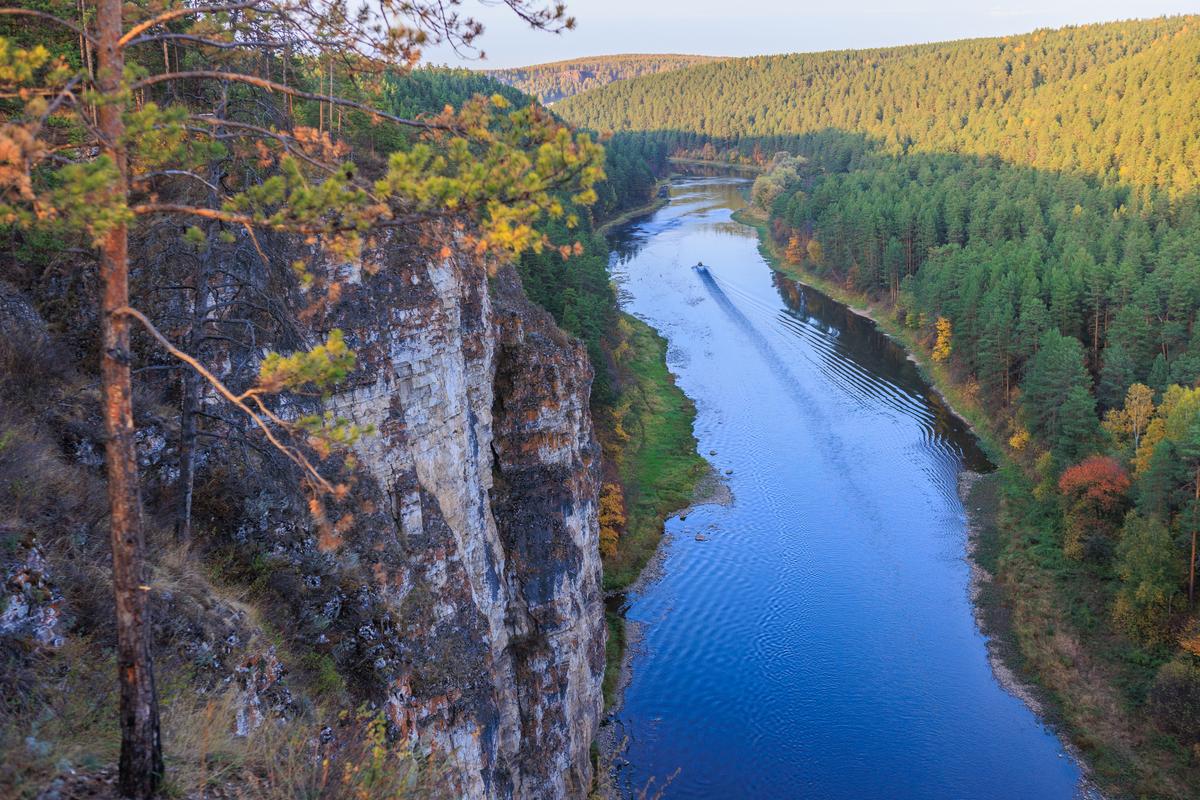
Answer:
[2,684,442,799]
[591,734,679,800]
[161,692,434,799]
[235,709,435,800]
[141,683,443,800]
[0,638,121,799]
[160,690,249,795]
[3,596,443,800]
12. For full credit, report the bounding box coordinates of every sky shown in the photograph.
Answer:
[420,1,1197,69]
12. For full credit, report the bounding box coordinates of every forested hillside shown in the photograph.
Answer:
[487,54,722,103]
[559,16,1200,193]
[564,14,1200,798]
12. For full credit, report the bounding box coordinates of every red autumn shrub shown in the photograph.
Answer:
[1058,455,1132,560]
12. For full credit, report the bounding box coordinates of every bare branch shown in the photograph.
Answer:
[118,2,266,48]
[241,223,272,267]
[133,170,222,193]
[132,203,263,226]
[125,33,287,50]
[0,89,71,98]
[37,74,87,125]
[131,203,360,236]
[0,9,96,45]
[117,305,337,494]
[131,71,448,131]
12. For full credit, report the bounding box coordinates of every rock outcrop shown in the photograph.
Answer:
[0,545,65,650]
[300,250,606,798]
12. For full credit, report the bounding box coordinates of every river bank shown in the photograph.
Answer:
[603,466,734,699]
[590,308,724,798]
[733,204,1199,799]
[592,308,722,727]
[596,314,710,594]
[731,207,998,444]
[667,156,764,173]
[959,472,1108,800]
[734,203,1074,726]
[596,180,670,236]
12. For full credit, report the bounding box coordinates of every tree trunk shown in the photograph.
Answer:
[77,0,96,124]
[175,363,199,543]
[175,219,216,544]
[1004,354,1010,405]
[96,0,164,795]
[1190,527,1196,609]
[1191,473,1198,609]
[175,87,226,544]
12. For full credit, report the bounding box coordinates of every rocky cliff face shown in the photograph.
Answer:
[308,250,606,798]
[0,238,604,798]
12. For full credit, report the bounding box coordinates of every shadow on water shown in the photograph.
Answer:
[771,276,993,473]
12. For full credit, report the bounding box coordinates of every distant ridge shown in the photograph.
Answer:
[486,54,723,104]
[557,15,1200,193]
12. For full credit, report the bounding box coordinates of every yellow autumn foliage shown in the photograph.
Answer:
[1133,417,1167,476]
[598,482,627,559]
[932,317,952,363]
[806,238,823,265]
[785,234,805,264]
[1009,425,1031,451]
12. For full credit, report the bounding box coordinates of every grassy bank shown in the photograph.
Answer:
[593,313,707,710]
[734,206,1200,798]
[598,314,707,593]
[667,157,764,173]
[595,181,669,236]
[601,612,627,708]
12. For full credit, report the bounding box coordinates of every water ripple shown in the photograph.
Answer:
[606,176,1079,800]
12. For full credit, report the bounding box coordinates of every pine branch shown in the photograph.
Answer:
[118,2,267,48]
[131,71,450,131]
[0,9,96,45]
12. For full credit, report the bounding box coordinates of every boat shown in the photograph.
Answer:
[692,261,709,273]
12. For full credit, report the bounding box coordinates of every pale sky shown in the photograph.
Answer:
[420,1,1197,69]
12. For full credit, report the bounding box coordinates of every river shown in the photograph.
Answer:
[603,174,1087,799]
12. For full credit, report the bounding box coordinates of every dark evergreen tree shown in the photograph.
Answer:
[1022,331,1096,463]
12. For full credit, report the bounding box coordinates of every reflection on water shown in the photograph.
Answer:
[603,175,1081,799]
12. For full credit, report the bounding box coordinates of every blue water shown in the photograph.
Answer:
[604,175,1084,799]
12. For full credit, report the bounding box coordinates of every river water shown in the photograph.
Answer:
[604,175,1085,799]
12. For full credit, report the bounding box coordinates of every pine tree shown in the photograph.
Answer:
[977,296,1015,402]
[1148,353,1171,394]
[1022,330,1097,463]
[1099,344,1139,411]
